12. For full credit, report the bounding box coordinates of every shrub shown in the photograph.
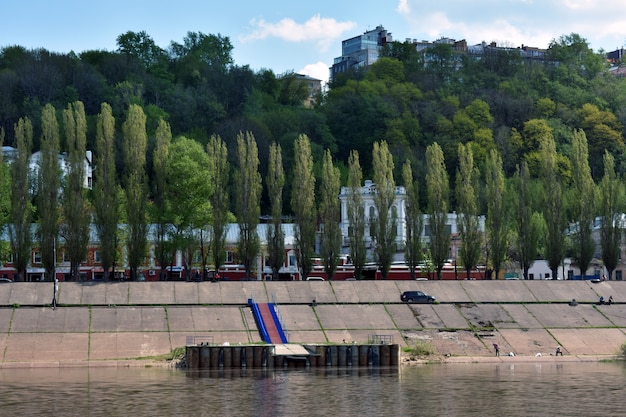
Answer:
[403,340,435,357]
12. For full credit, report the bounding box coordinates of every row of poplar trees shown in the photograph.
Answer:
[3,99,622,282]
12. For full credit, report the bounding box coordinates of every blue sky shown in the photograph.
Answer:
[2,1,625,84]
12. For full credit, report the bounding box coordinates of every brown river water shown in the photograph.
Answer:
[0,362,624,416]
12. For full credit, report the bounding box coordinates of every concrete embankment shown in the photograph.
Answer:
[0,280,624,367]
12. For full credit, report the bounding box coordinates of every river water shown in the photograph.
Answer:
[1,362,624,416]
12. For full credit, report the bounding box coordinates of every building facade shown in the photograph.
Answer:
[330,25,392,81]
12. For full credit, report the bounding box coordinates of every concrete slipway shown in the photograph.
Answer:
[0,280,624,367]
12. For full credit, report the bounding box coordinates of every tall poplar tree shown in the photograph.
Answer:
[61,101,90,281]
[484,149,508,280]
[266,142,285,281]
[402,160,423,280]
[123,104,149,281]
[0,128,6,249]
[235,131,262,280]
[38,104,60,282]
[152,119,171,280]
[0,129,7,260]
[541,133,566,281]
[371,141,397,279]
[456,143,481,280]
[207,134,230,276]
[291,134,316,281]
[347,150,366,280]
[94,103,120,281]
[426,142,450,280]
[319,149,341,280]
[9,118,33,282]
[513,162,541,280]
[598,151,624,280]
[570,129,595,279]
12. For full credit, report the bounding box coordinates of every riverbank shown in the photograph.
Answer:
[0,280,624,368]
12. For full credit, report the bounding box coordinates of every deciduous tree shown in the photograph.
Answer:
[265,142,284,281]
[207,134,230,276]
[598,151,624,280]
[319,149,341,280]
[9,118,33,281]
[456,143,481,280]
[484,149,508,280]
[569,129,595,279]
[291,134,316,280]
[123,104,149,281]
[426,142,450,280]
[152,119,172,280]
[347,150,366,280]
[166,136,211,279]
[94,103,120,281]
[61,101,90,281]
[402,160,423,280]
[541,134,566,281]
[235,131,262,280]
[37,104,60,282]
[513,162,542,280]
[371,141,397,279]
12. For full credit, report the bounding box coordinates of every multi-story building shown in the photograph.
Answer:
[330,25,392,81]
[294,74,322,107]
[2,146,94,190]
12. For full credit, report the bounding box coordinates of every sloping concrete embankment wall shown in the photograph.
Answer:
[0,280,624,366]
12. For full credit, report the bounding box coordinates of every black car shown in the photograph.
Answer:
[401,290,435,303]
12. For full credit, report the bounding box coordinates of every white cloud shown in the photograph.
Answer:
[299,61,330,86]
[396,0,411,15]
[241,14,356,52]
[415,12,553,48]
[561,0,596,10]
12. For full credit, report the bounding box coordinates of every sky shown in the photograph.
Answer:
[2,1,625,85]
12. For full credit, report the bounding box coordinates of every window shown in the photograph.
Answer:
[289,254,297,268]
[63,251,70,263]
[225,251,234,264]
[94,251,102,263]
[33,251,42,264]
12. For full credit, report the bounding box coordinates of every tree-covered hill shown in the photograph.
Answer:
[1,30,625,207]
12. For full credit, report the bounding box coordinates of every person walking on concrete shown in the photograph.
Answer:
[52,277,58,310]
[493,343,500,357]
[555,346,563,356]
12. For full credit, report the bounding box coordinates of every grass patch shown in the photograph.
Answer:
[136,346,186,362]
[403,340,435,358]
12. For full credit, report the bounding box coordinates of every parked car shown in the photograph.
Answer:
[306,276,325,281]
[0,278,12,283]
[401,290,435,303]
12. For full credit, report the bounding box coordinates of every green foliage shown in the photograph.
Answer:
[371,141,397,279]
[235,131,262,279]
[426,143,450,280]
[3,29,626,281]
[319,149,341,280]
[266,142,285,280]
[291,134,316,280]
[347,151,366,279]
[403,340,436,357]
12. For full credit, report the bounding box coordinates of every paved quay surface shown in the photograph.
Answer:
[0,279,624,367]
